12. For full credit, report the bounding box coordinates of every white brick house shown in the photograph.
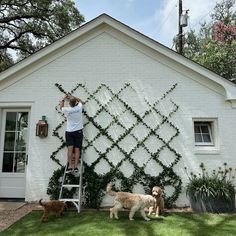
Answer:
[0,14,236,207]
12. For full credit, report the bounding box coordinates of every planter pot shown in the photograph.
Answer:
[189,193,235,213]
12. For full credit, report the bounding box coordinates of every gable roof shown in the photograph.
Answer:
[0,13,236,105]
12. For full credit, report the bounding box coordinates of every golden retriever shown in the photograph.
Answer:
[106,182,156,221]
[148,186,164,217]
[39,199,67,222]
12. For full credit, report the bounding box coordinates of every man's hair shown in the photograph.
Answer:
[69,97,77,107]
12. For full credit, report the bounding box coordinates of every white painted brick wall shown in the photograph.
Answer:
[0,31,236,207]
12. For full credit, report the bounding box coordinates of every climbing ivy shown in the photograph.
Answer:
[47,82,182,208]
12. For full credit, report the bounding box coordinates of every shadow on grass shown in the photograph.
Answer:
[172,212,236,236]
[1,210,163,236]
[1,210,236,236]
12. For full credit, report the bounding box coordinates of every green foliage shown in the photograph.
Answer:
[0,51,13,72]
[83,166,114,208]
[192,40,236,80]
[0,0,84,72]
[185,163,235,201]
[49,82,183,208]
[210,0,236,23]
[174,0,236,82]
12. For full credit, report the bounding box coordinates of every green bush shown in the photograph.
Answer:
[185,163,235,201]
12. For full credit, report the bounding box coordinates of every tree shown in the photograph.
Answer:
[0,0,84,72]
[175,0,236,82]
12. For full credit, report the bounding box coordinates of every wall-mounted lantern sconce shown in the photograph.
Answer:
[36,116,48,137]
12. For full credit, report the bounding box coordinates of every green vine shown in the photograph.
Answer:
[47,82,182,208]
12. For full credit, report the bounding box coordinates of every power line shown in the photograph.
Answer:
[155,0,178,33]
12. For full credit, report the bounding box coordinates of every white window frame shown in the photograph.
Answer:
[193,118,219,154]
[0,108,30,176]
[194,122,214,146]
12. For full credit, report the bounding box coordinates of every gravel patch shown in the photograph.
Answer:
[0,202,41,232]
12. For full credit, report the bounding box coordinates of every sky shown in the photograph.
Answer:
[74,0,227,49]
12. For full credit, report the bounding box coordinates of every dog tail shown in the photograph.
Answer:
[39,199,45,206]
[106,182,116,196]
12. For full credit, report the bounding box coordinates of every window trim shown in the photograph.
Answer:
[192,118,219,155]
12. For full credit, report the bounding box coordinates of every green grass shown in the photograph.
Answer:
[1,210,236,236]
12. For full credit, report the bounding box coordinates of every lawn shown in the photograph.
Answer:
[1,210,236,236]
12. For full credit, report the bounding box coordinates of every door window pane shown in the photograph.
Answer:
[17,112,28,131]
[4,132,15,151]
[16,131,27,151]
[5,112,16,131]
[14,153,26,173]
[2,152,14,172]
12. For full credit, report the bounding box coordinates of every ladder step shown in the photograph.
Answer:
[62,184,80,188]
[59,198,80,202]
[65,170,82,174]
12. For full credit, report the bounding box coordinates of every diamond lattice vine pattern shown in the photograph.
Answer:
[52,83,182,206]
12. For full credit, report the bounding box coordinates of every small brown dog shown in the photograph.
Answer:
[148,186,164,217]
[39,199,67,222]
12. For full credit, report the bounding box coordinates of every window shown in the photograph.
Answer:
[2,111,28,173]
[193,118,219,154]
[194,122,213,146]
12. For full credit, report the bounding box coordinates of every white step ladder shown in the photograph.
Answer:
[59,159,83,213]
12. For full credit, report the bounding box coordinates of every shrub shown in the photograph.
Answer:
[184,163,235,213]
[185,163,235,200]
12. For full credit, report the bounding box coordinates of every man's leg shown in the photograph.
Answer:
[67,145,73,169]
[74,130,83,169]
[74,147,80,168]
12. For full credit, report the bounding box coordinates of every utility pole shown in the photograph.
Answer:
[178,0,183,55]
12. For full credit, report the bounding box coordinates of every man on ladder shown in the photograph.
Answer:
[60,94,83,172]
[59,94,84,212]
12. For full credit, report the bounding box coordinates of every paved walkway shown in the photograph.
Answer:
[0,201,39,232]
[0,201,26,210]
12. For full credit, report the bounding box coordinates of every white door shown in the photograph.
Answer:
[0,110,29,198]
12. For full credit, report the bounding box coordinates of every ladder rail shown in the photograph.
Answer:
[77,159,83,212]
[59,163,68,199]
[59,153,83,213]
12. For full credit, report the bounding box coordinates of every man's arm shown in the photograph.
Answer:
[75,97,85,105]
[60,95,68,110]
